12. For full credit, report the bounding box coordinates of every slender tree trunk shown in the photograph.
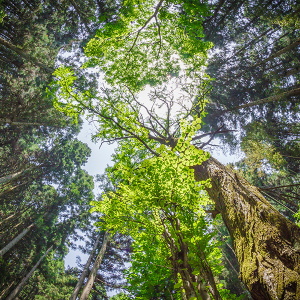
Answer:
[0,221,23,241]
[0,181,27,196]
[0,281,14,299]
[161,219,215,300]
[194,157,300,300]
[226,87,300,112]
[79,231,110,300]
[0,167,35,185]
[70,234,102,300]
[0,223,34,257]
[0,171,23,185]
[254,36,300,68]
[5,245,53,300]
[0,213,17,226]
[0,37,54,73]
[0,118,44,127]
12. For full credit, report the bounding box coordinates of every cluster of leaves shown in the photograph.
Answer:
[84,0,212,91]
[91,116,241,299]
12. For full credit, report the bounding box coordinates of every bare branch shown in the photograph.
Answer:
[99,136,134,149]
[155,15,162,59]
[198,125,224,148]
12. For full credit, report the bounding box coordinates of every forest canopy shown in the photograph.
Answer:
[0,0,300,300]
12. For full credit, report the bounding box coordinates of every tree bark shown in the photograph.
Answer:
[5,245,53,300]
[226,87,300,112]
[70,234,102,300]
[0,223,34,257]
[161,218,216,300]
[254,36,300,68]
[79,231,110,300]
[194,157,300,300]
[0,118,44,127]
[0,37,54,74]
[0,167,35,185]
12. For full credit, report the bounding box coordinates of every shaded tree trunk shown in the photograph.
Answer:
[226,87,300,111]
[5,245,53,300]
[79,231,110,300]
[194,157,300,300]
[254,36,300,68]
[0,167,35,185]
[70,233,102,300]
[0,37,54,73]
[0,223,34,257]
[0,118,44,127]
[161,219,216,300]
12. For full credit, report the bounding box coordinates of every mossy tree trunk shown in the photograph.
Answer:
[194,157,300,300]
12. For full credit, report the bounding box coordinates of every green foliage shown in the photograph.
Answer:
[110,293,130,300]
[91,116,237,298]
[32,252,78,300]
[84,0,212,91]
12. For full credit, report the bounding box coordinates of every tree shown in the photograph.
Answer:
[52,1,300,299]
[79,231,111,300]
[91,126,228,299]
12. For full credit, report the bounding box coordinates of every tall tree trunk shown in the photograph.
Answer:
[161,219,215,300]
[254,36,300,68]
[226,87,300,112]
[79,231,110,300]
[0,167,35,185]
[0,223,34,257]
[0,213,17,226]
[5,245,53,300]
[0,37,54,73]
[0,182,28,197]
[0,281,14,299]
[0,118,44,127]
[70,234,102,300]
[194,157,300,300]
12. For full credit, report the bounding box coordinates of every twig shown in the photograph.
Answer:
[127,0,164,53]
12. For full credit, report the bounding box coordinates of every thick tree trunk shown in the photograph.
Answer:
[5,245,53,300]
[194,157,300,300]
[79,231,110,300]
[0,223,34,257]
[70,234,102,300]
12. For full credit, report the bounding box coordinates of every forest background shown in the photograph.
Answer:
[0,0,299,300]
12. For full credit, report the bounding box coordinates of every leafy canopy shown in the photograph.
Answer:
[84,0,212,91]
